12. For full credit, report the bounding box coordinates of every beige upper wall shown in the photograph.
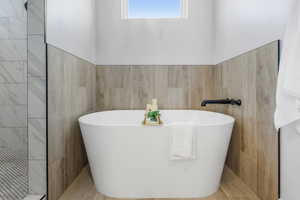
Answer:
[46,0,292,65]
[95,0,215,65]
[46,0,97,64]
[214,0,293,64]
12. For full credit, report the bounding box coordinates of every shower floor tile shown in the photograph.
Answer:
[58,166,260,200]
[0,150,27,200]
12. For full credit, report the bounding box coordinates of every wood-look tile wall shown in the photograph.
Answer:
[96,66,216,111]
[48,45,96,200]
[214,41,279,200]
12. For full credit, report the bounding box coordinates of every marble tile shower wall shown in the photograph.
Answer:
[0,0,28,161]
[0,0,28,199]
[0,0,46,196]
[27,0,46,195]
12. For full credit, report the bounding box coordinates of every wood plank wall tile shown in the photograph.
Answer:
[96,65,216,111]
[256,42,278,200]
[215,41,279,200]
[48,45,96,200]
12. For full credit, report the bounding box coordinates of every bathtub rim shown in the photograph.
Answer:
[78,110,235,127]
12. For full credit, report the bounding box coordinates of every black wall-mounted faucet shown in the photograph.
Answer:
[201,98,242,107]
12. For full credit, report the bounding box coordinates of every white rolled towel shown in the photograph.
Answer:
[170,123,196,160]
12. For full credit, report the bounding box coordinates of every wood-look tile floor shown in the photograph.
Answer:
[58,166,260,200]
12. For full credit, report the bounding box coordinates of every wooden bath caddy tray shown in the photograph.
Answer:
[142,115,163,126]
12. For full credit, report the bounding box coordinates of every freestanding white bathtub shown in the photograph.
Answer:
[79,110,234,198]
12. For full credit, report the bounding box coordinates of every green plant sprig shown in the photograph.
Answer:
[147,110,160,121]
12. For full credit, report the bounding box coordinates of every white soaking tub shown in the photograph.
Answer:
[79,110,234,199]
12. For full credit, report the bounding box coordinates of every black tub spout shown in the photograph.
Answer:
[201,98,242,107]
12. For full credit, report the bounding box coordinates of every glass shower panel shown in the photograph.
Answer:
[27,0,47,196]
[0,0,28,199]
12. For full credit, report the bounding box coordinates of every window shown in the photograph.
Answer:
[121,0,188,19]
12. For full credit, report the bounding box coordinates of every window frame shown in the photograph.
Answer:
[121,0,189,20]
